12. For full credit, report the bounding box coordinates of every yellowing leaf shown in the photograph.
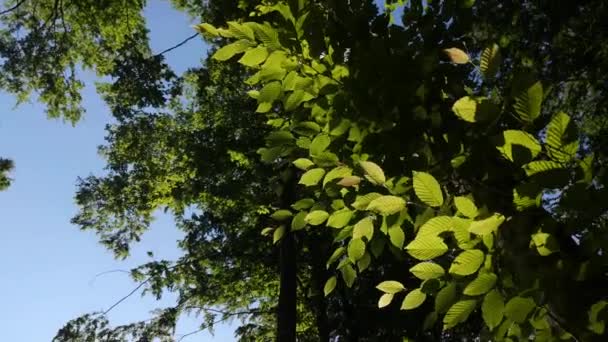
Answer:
[337,175,362,187]
[449,249,484,276]
[310,134,331,156]
[410,262,445,280]
[366,195,406,216]
[454,196,478,218]
[299,168,325,186]
[376,280,405,294]
[443,47,470,64]
[405,236,449,260]
[413,171,443,207]
[378,293,394,308]
[360,161,386,185]
[305,210,329,225]
[401,289,427,310]
[323,166,352,187]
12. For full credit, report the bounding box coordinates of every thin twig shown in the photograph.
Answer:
[103,278,151,315]
[155,33,199,56]
[88,269,131,286]
[0,0,26,15]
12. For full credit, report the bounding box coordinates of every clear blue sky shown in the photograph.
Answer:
[0,1,235,341]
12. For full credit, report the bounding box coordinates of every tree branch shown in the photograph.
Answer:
[0,0,26,15]
[155,33,199,56]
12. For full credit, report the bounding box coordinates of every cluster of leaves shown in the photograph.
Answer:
[0,0,600,340]
[195,0,608,340]
[0,158,14,191]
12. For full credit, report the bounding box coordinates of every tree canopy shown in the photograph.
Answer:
[1,0,607,341]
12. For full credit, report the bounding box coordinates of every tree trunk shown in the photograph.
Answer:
[277,170,297,341]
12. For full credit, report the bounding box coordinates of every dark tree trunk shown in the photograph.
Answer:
[277,170,297,341]
[310,238,330,342]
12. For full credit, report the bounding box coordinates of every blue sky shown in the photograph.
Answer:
[0,1,235,341]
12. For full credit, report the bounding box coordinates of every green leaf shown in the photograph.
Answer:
[212,39,253,61]
[468,214,505,236]
[463,273,497,296]
[401,289,427,310]
[324,276,337,296]
[531,232,559,256]
[482,290,504,330]
[353,217,374,241]
[423,311,439,330]
[417,216,452,238]
[454,197,478,218]
[449,250,485,276]
[340,264,356,288]
[378,293,394,308]
[326,247,345,269]
[452,217,472,247]
[443,300,478,330]
[273,225,285,244]
[497,130,541,163]
[194,23,219,36]
[357,252,371,272]
[366,196,406,216]
[546,112,578,163]
[284,90,313,111]
[327,208,353,229]
[313,152,339,167]
[480,43,501,79]
[252,23,281,50]
[271,209,292,221]
[352,193,382,210]
[348,238,366,262]
[292,198,315,210]
[227,21,255,40]
[435,283,457,313]
[388,226,405,249]
[406,236,449,260]
[238,46,269,67]
[413,171,444,207]
[513,81,543,123]
[452,96,477,122]
[261,227,274,236]
[305,210,329,225]
[258,81,282,104]
[291,211,307,231]
[323,166,352,187]
[299,168,325,186]
[443,47,470,64]
[309,134,331,156]
[588,300,608,334]
[504,297,536,323]
[376,280,405,294]
[360,161,386,185]
[410,262,445,280]
[523,160,564,176]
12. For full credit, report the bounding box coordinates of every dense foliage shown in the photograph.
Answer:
[1,0,607,341]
